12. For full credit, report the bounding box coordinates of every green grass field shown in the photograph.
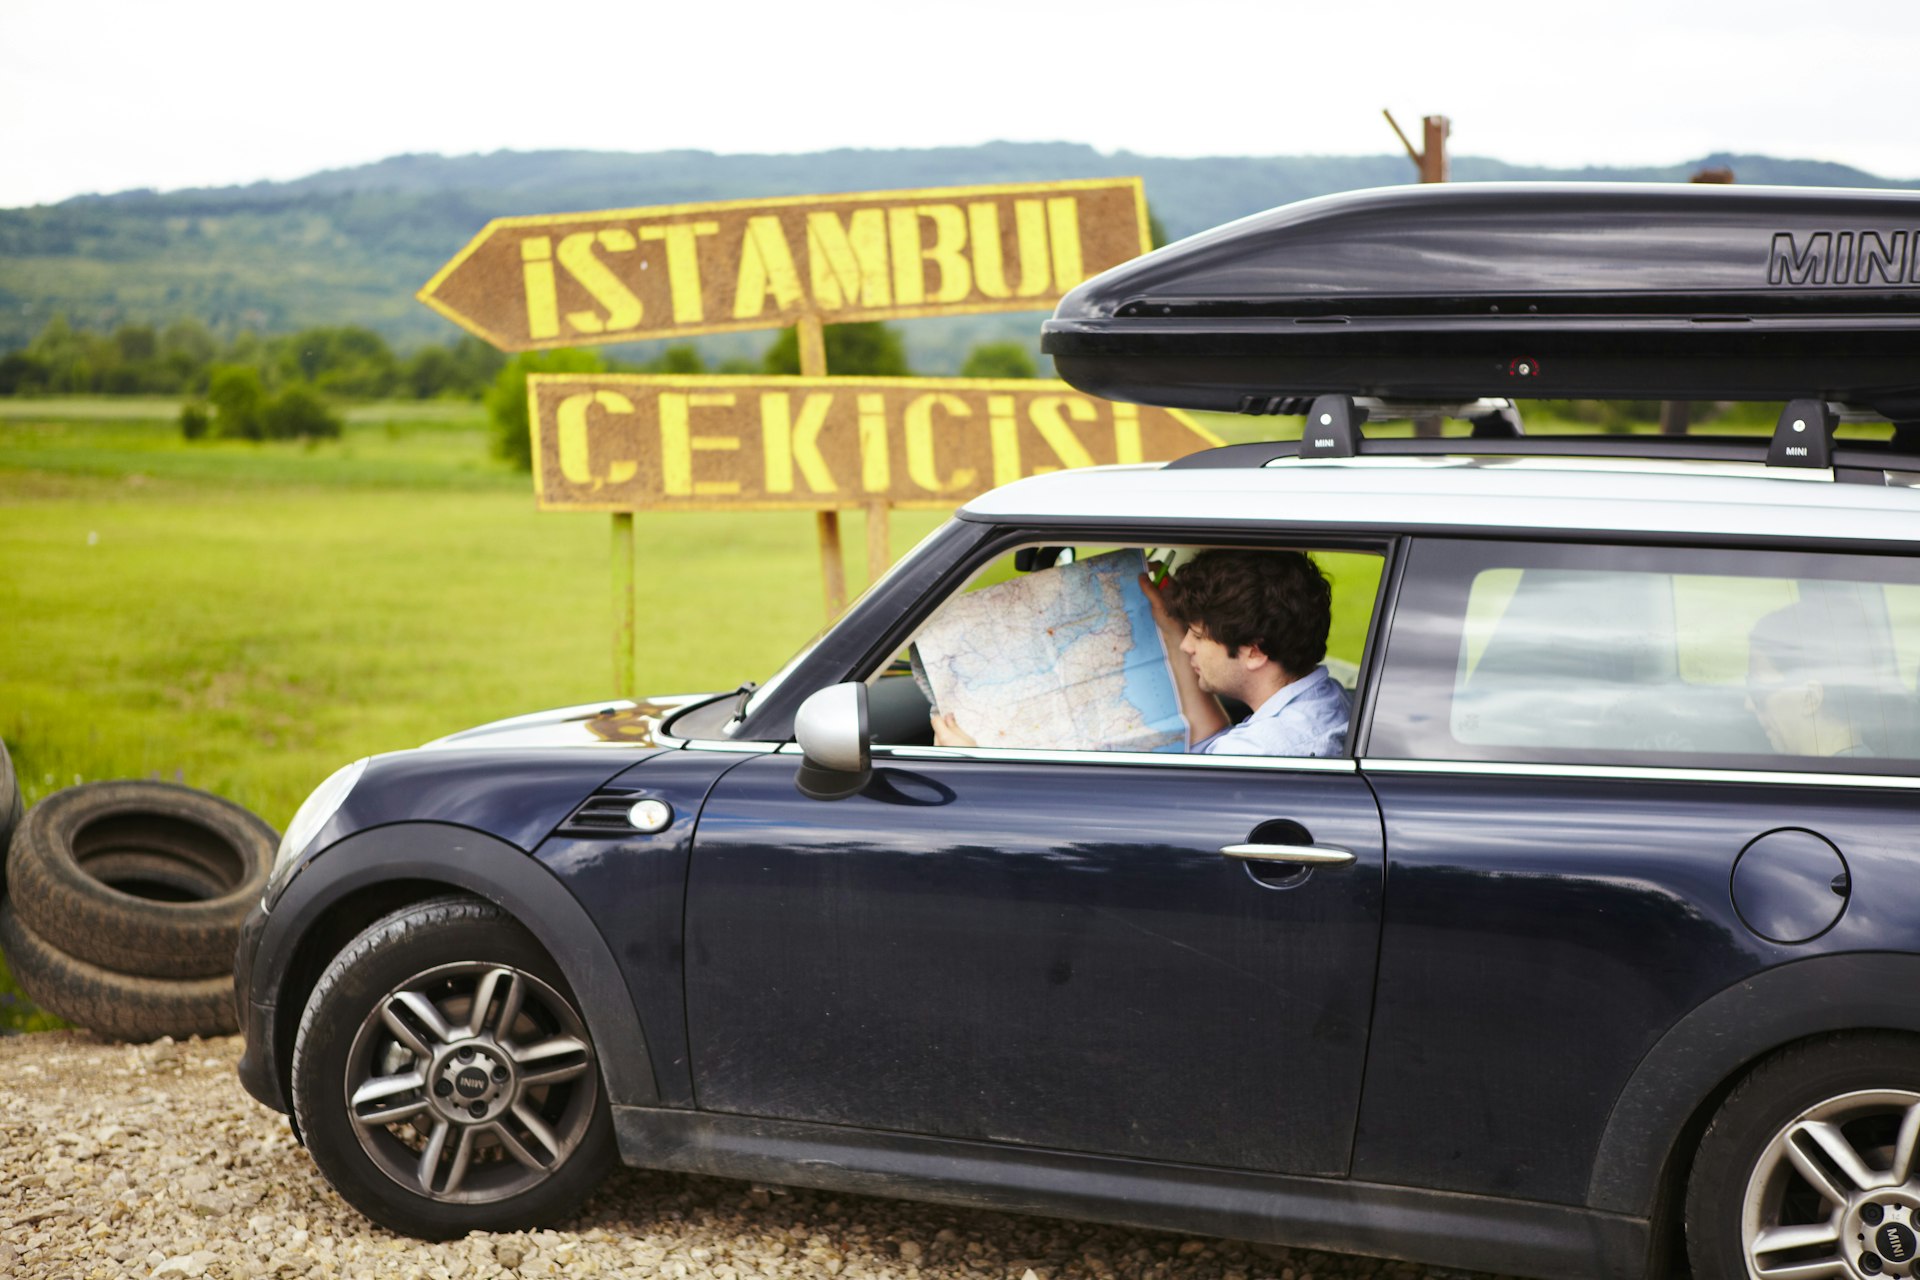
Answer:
[0,399,956,1028]
[0,394,1867,1030]
[0,400,942,823]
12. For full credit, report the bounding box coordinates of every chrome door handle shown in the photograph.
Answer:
[1219,843,1356,866]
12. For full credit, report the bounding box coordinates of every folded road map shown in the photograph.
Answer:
[912,549,1189,752]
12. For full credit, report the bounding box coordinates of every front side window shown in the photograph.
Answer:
[1371,539,1920,773]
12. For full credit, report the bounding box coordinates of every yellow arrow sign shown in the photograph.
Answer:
[527,374,1219,512]
[420,179,1149,351]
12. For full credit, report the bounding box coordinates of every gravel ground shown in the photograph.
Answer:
[0,1032,1517,1280]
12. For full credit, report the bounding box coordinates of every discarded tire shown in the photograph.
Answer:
[0,899,238,1040]
[7,780,275,980]
[0,738,18,898]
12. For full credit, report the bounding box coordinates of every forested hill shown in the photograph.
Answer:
[3,142,1913,367]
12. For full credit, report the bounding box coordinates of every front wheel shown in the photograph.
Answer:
[1687,1033,1920,1280]
[290,895,614,1239]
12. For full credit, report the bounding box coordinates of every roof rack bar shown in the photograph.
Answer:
[1164,432,1920,473]
[1767,400,1838,470]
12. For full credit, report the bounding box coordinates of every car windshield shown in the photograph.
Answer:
[733,519,962,733]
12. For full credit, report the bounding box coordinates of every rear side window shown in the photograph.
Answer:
[1370,539,1920,774]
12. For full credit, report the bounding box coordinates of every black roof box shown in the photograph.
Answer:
[1042,183,1920,421]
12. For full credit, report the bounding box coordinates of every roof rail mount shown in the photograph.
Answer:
[1768,399,1839,469]
[1299,396,1367,459]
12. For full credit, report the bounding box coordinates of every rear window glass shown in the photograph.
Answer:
[1371,539,1920,773]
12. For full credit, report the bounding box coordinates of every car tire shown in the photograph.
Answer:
[5,780,276,979]
[1686,1032,1920,1280]
[0,899,239,1040]
[290,895,614,1240]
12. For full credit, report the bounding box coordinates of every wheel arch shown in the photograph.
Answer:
[1589,951,1920,1221]
[253,822,658,1115]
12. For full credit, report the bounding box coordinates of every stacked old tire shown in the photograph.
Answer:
[0,771,276,1041]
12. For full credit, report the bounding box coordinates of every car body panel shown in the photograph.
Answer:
[236,822,660,1114]
[532,747,761,1109]
[683,751,1385,1176]
[612,1105,1650,1280]
[1347,770,1920,1203]
[276,746,660,902]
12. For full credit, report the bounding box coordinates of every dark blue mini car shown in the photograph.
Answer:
[237,183,1920,1280]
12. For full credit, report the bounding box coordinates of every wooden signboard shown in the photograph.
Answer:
[419,179,1149,349]
[527,374,1220,512]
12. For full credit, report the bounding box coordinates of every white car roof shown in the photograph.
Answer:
[959,455,1920,545]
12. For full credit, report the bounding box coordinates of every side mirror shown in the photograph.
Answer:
[793,682,871,800]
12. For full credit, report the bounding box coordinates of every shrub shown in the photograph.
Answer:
[486,348,607,471]
[179,402,211,441]
[262,383,342,439]
[206,365,267,439]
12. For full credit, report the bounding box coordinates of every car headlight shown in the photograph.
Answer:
[270,758,369,887]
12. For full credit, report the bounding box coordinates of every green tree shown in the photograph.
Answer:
[26,314,99,393]
[644,344,705,374]
[262,383,343,439]
[159,317,218,369]
[960,341,1037,379]
[276,326,398,398]
[762,322,909,376]
[0,352,50,395]
[487,348,607,470]
[1147,205,1170,250]
[113,324,158,363]
[403,345,458,398]
[207,364,267,439]
[447,336,506,398]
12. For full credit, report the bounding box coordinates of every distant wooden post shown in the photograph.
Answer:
[1663,166,1737,435]
[1385,111,1451,437]
[1420,115,1451,183]
[796,315,849,618]
[611,512,635,698]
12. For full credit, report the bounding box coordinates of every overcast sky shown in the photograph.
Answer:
[2,0,1916,209]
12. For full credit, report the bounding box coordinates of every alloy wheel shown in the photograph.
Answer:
[342,961,598,1204]
[1744,1089,1920,1279]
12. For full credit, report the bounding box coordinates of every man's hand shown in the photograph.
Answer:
[930,711,977,747]
[1139,567,1227,747]
[1140,570,1183,645]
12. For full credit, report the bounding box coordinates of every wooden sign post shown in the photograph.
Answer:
[420,178,1172,695]
[1384,110,1451,437]
[797,314,851,616]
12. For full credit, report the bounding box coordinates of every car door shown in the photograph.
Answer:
[1351,536,1920,1207]
[683,744,1384,1176]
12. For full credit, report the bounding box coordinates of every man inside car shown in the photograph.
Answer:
[932,549,1351,757]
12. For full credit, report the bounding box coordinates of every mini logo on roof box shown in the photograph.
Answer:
[1769,230,1919,286]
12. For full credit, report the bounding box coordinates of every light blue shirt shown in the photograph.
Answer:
[1194,666,1351,758]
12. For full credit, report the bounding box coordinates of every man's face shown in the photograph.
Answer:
[1180,623,1245,699]
[1746,647,1822,755]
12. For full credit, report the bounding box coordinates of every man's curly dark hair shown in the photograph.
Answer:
[1159,550,1332,676]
